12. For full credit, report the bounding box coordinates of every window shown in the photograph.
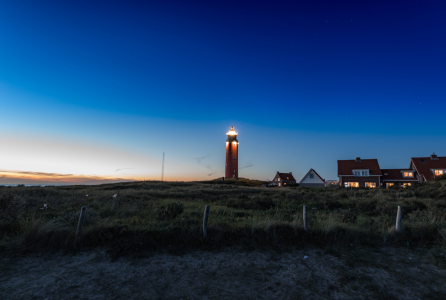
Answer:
[284,183,286,185]
[386,183,394,188]
[403,172,413,178]
[278,178,281,181]
[345,182,359,188]
[402,183,412,188]
[287,177,289,179]
[365,182,376,188]
[353,170,369,176]
[310,174,314,179]
[434,170,444,176]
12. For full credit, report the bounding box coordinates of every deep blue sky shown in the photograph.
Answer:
[1,0,445,183]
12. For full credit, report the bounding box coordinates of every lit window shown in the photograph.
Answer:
[434,170,444,176]
[402,183,412,188]
[365,182,376,188]
[403,172,413,178]
[284,183,286,185]
[310,174,314,179]
[386,183,394,188]
[278,178,281,181]
[287,177,289,179]
[345,182,359,188]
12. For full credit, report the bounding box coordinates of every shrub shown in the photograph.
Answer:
[155,202,184,220]
[226,196,275,210]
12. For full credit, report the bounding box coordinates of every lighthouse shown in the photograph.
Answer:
[225,126,238,178]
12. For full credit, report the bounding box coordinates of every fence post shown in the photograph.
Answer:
[303,205,308,232]
[203,205,210,238]
[396,206,403,232]
[75,206,87,242]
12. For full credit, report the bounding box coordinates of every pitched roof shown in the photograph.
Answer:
[337,159,381,176]
[276,172,296,182]
[410,156,446,181]
[381,169,418,181]
[299,168,325,184]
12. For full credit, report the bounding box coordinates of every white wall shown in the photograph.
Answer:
[300,170,324,184]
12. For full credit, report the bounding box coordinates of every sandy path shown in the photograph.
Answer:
[1,247,445,300]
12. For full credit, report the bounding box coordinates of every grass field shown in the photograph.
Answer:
[1,177,445,265]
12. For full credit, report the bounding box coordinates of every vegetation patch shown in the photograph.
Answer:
[0,179,445,265]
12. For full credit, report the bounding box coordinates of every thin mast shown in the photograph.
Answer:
[161,152,165,181]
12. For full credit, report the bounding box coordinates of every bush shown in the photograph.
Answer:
[226,196,275,210]
[155,202,184,220]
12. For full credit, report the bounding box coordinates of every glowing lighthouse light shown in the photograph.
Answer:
[225,126,238,178]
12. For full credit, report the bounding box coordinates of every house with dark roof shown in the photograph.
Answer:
[299,168,325,187]
[337,157,382,188]
[410,153,446,182]
[381,169,419,188]
[271,172,296,187]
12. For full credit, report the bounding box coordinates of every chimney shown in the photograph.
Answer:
[431,153,438,160]
[290,172,292,174]
[355,157,361,162]
[277,171,279,174]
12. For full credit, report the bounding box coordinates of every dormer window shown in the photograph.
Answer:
[310,174,314,179]
[403,172,414,178]
[353,170,369,176]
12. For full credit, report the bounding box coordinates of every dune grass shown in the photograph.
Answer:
[0,178,445,264]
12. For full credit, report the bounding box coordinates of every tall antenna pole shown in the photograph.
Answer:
[161,152,165,181]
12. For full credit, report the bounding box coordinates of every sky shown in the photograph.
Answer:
[1,0,445,185]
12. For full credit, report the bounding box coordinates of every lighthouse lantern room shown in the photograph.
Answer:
[225,126,238,178]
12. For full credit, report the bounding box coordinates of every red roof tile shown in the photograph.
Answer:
[410,156,446,181]
[337,159,381,176]
[381,169,418,181]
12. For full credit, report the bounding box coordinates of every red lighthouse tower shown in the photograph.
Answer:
[225,126,238,178]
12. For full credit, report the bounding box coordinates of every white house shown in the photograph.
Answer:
[299,168,325,188]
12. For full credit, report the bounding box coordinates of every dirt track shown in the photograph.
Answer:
[1,247,445,300]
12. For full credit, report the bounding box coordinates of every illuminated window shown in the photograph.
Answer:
[403,172,414,178]
[386,183,394,188]
[278,178,281,181]
[284,183,286,185]
[287,177,289,179]
[434,170,444,176]
[345,182,359,188]
[365,182,376,188]
[310,174,314,179]
[402,183,412,188]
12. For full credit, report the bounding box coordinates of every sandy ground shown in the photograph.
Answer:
[1,247,445,300]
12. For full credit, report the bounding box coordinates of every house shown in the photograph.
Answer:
[381,169,419,188]
[325,180,339,186]
[271,172,296,187]
[409,153,446,182]
[337,157,382,188]
[299,168,325,187]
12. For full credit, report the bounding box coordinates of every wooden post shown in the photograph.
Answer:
[396,206,403,232]
[203,205,210,238]
[76,206,87,241]
[222,177,225,184]
[303,205,308,232]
